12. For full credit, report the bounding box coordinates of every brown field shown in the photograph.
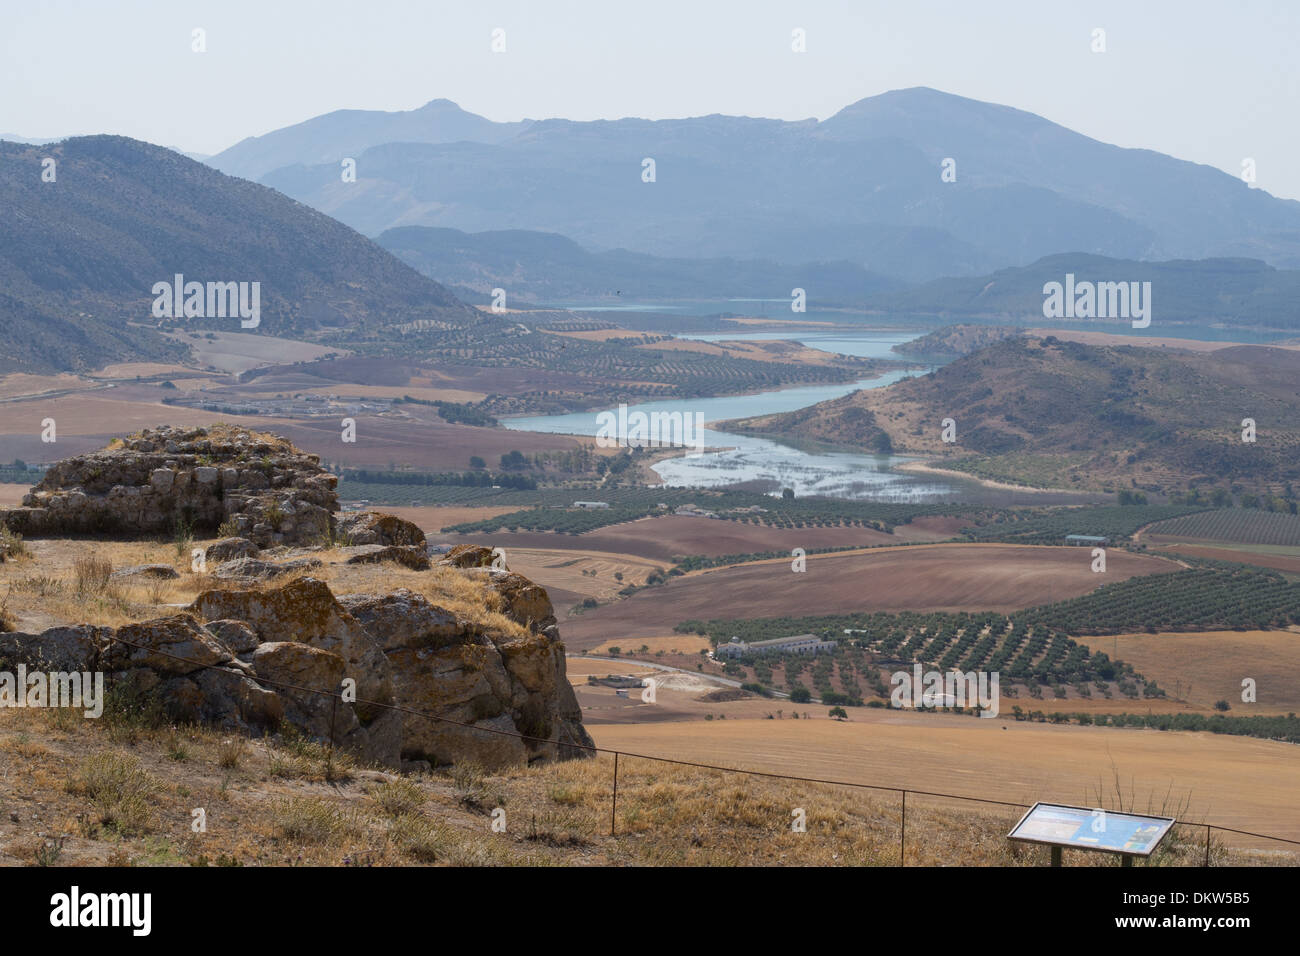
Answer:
[723,317,839,328]
[1077,630,1300,715]
[0,483,28,507]
[493,546,666,608]
[636,338,848,366]
[589,712,1300,847]
[548,328,638,341]
[442,513,969,564]
[166,331,350,373]
[0,379,583,471]
[92,362,196,379]
[584,633,714,658]
[297,384,486,403]
[0,394,275,463]
[1029,328,1300,353]
[0,372,90,399]
[561,543,1180,648]
[208,412,582,472]
[383,505,526,531]
[1144,537,1300,574]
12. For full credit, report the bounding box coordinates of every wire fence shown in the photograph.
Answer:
[39,628,1300,865]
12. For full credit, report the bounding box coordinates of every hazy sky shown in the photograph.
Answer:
[4,0,1298,199]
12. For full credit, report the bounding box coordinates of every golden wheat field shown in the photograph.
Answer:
[1077,630,1300,715]
[587,713,1300,850]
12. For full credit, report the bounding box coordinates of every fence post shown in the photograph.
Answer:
[611,751,619,837]
[900,790,906,866]
[325,692,338,780]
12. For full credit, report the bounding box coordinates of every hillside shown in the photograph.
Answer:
[376,225,902,305]
[870,254,1300,329]
[209,99,534,182]
[0,136,477,373]
[890,324,1023,360]
[730,337,1300,493]
[235,88,1300,282]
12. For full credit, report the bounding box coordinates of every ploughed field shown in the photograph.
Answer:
[433,512,968,562]
[562,543,1180,649]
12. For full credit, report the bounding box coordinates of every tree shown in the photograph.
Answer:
[781,487,795,500]
[829,706,848,721]
[469,456,486,470]
[789,686,811,703]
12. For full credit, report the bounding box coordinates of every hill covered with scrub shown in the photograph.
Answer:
[729,337,1300,495]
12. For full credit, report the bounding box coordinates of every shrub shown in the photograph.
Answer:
[370,778,426,817]
[68,752,160,836]
[73,555,113,594]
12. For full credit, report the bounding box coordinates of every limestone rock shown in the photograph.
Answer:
[336,511,427,548]
[205,537,259,564]
[437,544,499,569]
[212,556,323,582]
[110,564,180,581]
[0,625,110,671]
[205,619,261,655]
[104,616,235,675]
[337,544,431,571]
[0,424,339,547]
[190,577,396,743]
[337,590,461,652]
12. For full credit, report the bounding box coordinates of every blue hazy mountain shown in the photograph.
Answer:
[218,87,1300,282]
[376,225,905,305]
[209,98,534,182]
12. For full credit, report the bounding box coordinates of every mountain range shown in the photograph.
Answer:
[209,88,1300,283]
[0,136,475,373]
[374,225,903,306]
[869,253,1300,329]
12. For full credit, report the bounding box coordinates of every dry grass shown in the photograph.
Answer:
[66,751,161,837]
[0,700,1291,867]
[1077,630,1300,715]
[369,778,426,817]
[72,555,113,594]
[0,537,532,642]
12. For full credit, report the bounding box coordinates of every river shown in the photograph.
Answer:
[502,329,961,501]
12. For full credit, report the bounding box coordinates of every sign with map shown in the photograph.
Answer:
[1008,803,1176,857]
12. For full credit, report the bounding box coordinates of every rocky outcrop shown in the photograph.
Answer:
[0,564,594,770]
[212,556,324,582]
[0,425,337,548]
[0,424,595,771]
[438,544,499,569]
[339,586,592,766]
[205,537,260,563]
[110,564,180,581]
[336,511,426,548]
[338,544,431,570]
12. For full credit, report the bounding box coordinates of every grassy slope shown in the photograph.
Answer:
[730,337,1300,493]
